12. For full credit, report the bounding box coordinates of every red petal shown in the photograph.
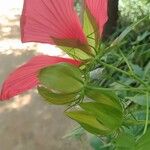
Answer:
[85,0,108,36]
[0,55,81,100]
[21,0,87,48]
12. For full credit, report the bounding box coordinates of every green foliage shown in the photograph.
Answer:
[110,17,148,47]
[37,1,150,149]
[120,0,150,22]
[115,133,136,150]
[114,129,150,150]
[136,129,150,150]
[128,94,150,107]
[66,91,123,135]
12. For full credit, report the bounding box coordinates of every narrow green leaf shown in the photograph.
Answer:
[111,17,147,47]
[38,86,77,105]
[39,63,84,93]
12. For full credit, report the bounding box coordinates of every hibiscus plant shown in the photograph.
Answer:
[0,0,150,149]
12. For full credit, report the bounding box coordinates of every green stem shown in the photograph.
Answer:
[143,92,149,135]
[99,61,130,76]
[118,49,134,75]
[99,61,148,87]
[86,85,147,93]
[124,119,150,126]
[132,75,148,87]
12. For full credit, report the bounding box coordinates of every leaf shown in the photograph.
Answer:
[136,31,150,43]
[111,17,147,47]
[130,64,144,78]
[38,86,77,105]
[39,63,84,93]
[80,102,123,131]
[115,128,150,150]
[136,129,150,150]
[85,86,122,111]
[144,62,150,80]
[115,133,136,150]
[66,111,111,135]
[128,94,150,107]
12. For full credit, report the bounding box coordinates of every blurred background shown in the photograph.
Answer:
[0,0,87,150]
[0,0,149,150]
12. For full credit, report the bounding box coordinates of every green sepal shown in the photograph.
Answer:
[85,86,122,111]
[38,63,84,94]
[80,102,123,131]
[66,110,111,135]
[38,86,78,105]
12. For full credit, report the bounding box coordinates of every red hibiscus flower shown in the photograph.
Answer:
[0,0,108,100]
[21,0,108,54]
